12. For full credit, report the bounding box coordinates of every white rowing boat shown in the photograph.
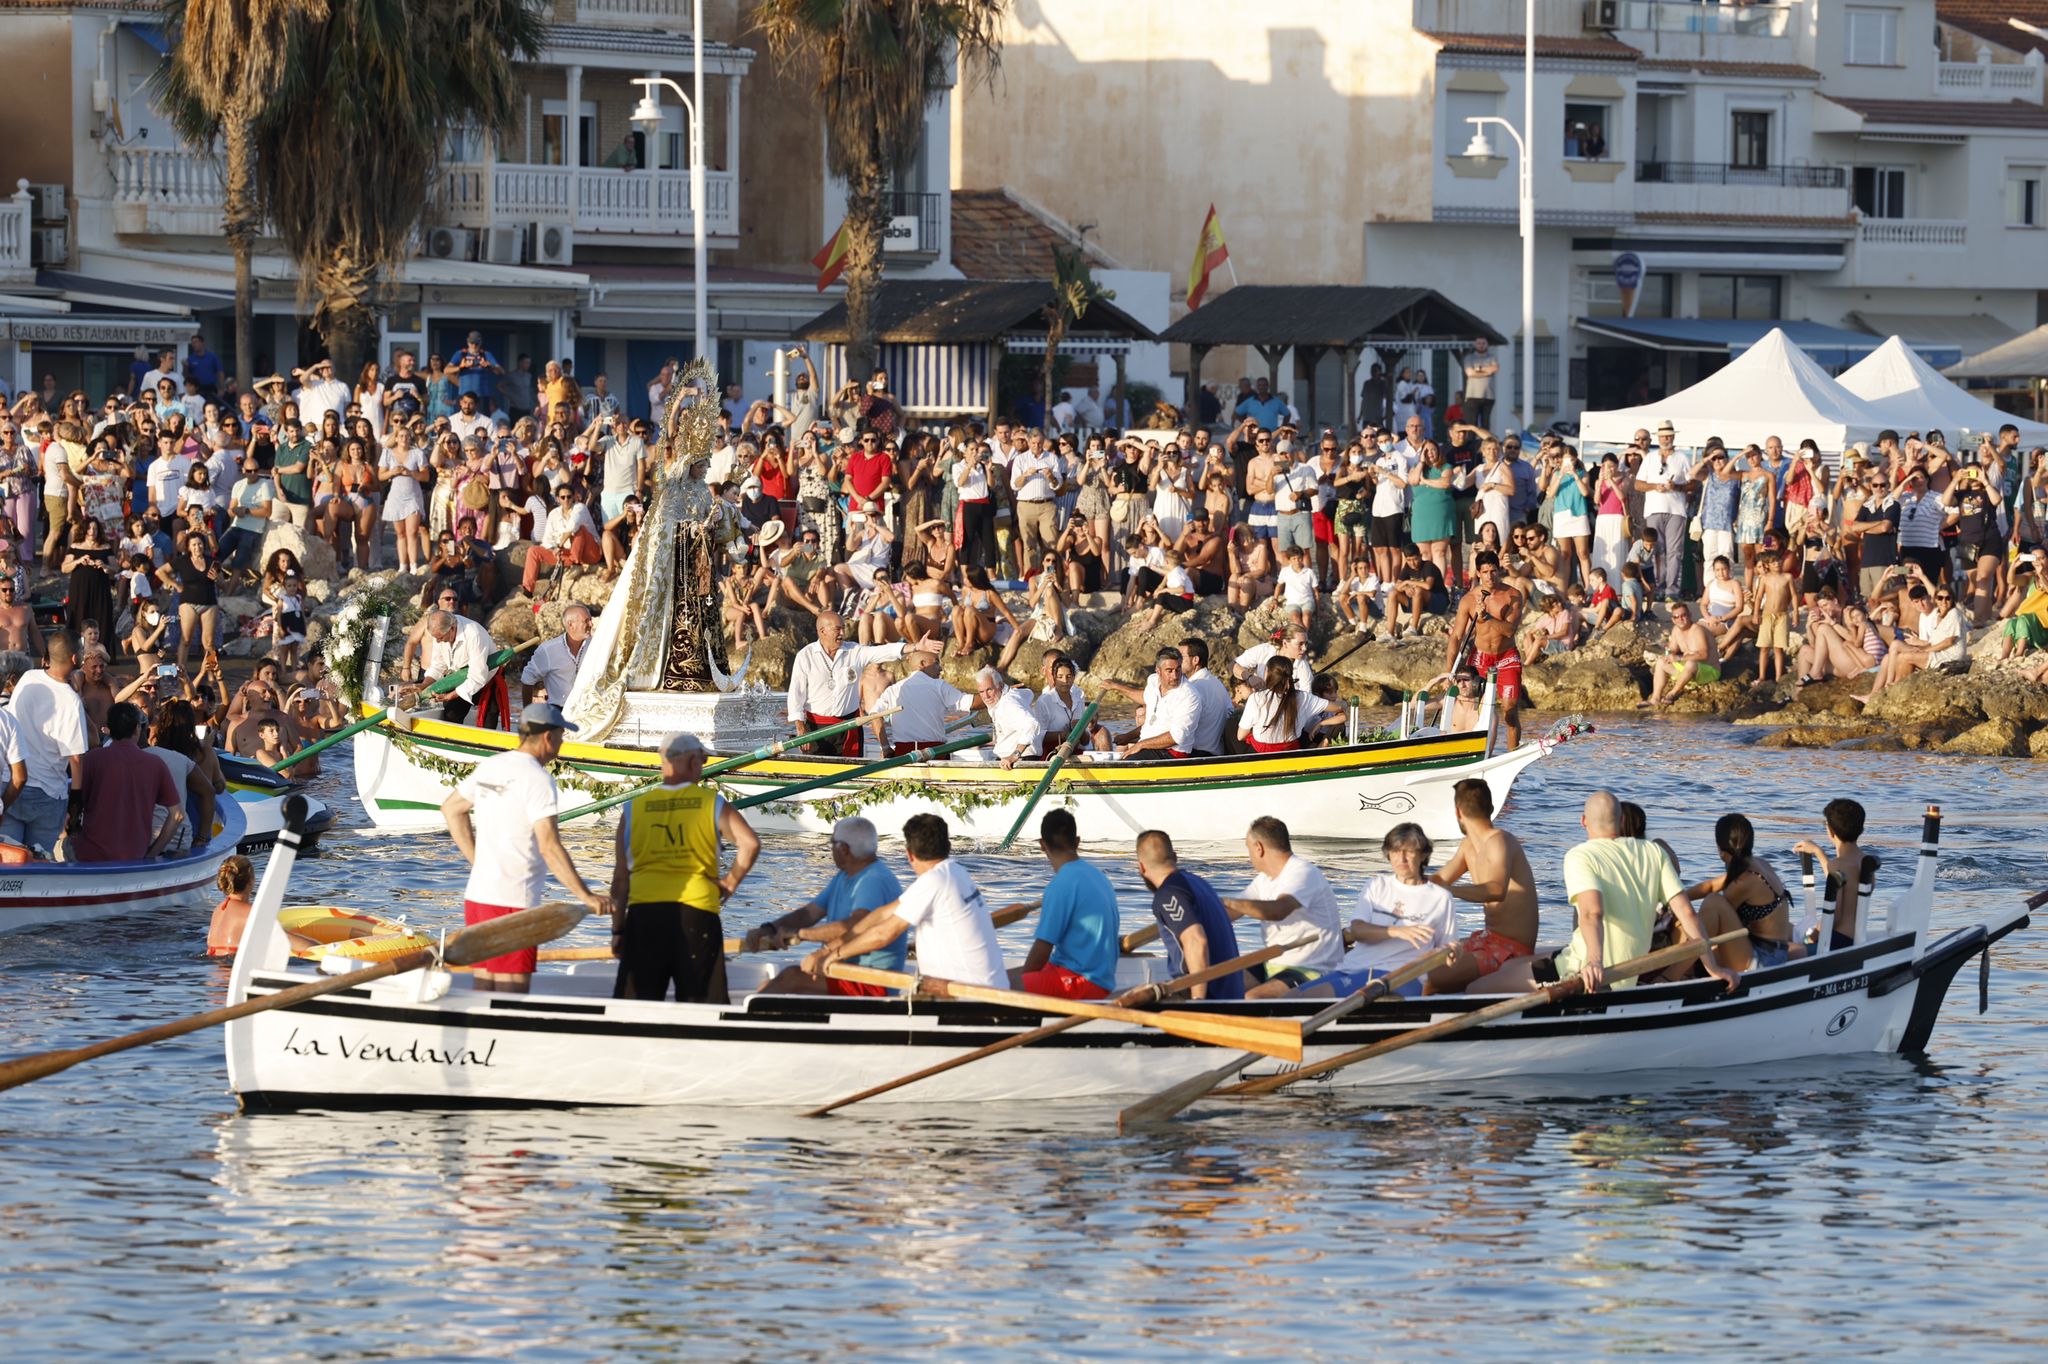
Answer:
[223,801,2029,1111]
[0,798,248,936]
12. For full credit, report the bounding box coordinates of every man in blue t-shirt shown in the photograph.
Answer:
[1235,376,1288,431]
[745,815,904,996]
[1135,828,1246,1001]
[1017,808,1119,999]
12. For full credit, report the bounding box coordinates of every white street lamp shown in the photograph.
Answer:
[1464,111,1533,439]
[1456,0,1536,435]
[630,0,709,369]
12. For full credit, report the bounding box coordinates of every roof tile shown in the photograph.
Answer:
[1823,95,2048,128]
[1425,31,1640,60]
[950,188,1119,282]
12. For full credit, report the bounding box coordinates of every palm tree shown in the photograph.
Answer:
[1039,245,1112,437]
[757,0,1008,380]
[251,0,544,374]
[159,0,326,395]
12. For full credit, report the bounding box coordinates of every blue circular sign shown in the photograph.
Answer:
[1612,251,1644,290]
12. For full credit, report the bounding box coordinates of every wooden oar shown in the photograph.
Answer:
[1218,929,1747,1098]
[0,902,587,1093]
[802,939,1294,1118]
[552,706,905,824]
[274,638,538,772]
[502,901,1044,968]
[1116,945,1455,1133]
[996,699,1100,850]
[1121,923,1161,953]
[730,732,991,810]
[825,962,1305,1061]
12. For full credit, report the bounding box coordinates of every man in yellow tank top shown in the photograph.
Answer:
[608,732,760,1003]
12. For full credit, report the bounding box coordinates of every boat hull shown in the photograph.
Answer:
[0,799,248,936]
[352,714,1551,844]
[226,911,2024,1111]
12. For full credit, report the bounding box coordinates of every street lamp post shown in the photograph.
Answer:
[628,0,709,367]
[1457,0,1535,435]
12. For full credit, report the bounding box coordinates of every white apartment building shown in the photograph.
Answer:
[955,0,2048,429]
[0,0,962,412]
[1371,0,2048,421]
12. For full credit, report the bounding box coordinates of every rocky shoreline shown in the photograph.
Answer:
[265,528,2048,761]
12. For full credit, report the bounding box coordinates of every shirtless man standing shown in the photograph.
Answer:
[1446,549,1524,748]
[1427,778,1538,993]
[0,579,43,660]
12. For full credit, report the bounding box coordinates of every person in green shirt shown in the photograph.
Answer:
[272,419,314,529]
[1470,790,1737,994]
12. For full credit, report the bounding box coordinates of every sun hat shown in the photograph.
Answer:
[756,519,787,549]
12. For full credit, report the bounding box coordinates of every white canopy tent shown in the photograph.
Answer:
[1944,324,2048,381]
[1578,328,1888,454]
[1839,336,2048,445]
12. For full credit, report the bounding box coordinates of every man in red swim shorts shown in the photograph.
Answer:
[1446,550,1525,748]
[1426,777,1539,994]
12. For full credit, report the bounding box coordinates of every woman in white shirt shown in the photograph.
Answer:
[1236,656,1328,753]
[353,360,387,444]
[1292,823,1456,1000]
[1854,584,1968,704]
[1149,449,1194,542]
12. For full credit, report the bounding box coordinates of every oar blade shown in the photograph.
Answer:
[443,902,587,967]
[1118,1053,1258,1133]
[1150,1009,1302,1062]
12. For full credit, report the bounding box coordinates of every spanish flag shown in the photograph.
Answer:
[813,221,850,292]
[1186,204,1230,309]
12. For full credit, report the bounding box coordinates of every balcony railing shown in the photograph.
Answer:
[882,189,942,256]
[574,0,687,23]
[1601,1,1794,38]
[0,181,30,280]
[1936,58,2045,102]
[438,162,739,238]
[108,145,224,208]
[1857,217,1967,247]
[1636,161,1846,188]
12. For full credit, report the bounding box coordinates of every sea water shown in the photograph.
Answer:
[1,719,2044,1361]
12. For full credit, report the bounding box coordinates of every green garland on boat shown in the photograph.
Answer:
[385,730,647,802]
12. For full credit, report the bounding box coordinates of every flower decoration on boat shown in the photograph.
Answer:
[323,580,423,707]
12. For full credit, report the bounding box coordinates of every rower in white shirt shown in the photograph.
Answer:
[786,611,940,756]
[520,603,594,704]
[875,651,976,756]
[972,667,1044,769]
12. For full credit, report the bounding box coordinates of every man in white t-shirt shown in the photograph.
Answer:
[1008,432,1064,573]
[1176,638,1233,757]
[4,639,90,855]
[876,650,976,752]
[1108,647,1199,759]
[1222,814,1348,998]
[145,440,193,518]
[520,604,594,706]
[448,391,492,445]
[440,702,612,991]
[292,358,349,431]
[803,812,1006,988]
[1633,420,1695,601]
[1296,823,1456,999]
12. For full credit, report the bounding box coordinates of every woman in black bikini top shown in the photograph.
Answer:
[1683,811,1795,974]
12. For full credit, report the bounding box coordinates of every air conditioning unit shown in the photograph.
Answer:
[481,225,524,265]
[28,183,66,223]
[1583,0,1621,30]
[424,226,476,260]
[530,221,572,266]
[30,226,67,267]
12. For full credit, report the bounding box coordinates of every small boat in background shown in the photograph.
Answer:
[0,798,247,937]
[218,753,334,855]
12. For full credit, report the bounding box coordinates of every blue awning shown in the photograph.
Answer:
[1578,316,1962,370]
[122,21,170,56]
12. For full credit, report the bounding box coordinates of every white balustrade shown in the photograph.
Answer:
[1857,218,1967,247]
[575,0,689,22]
[106,145,224,208]
[0,181,30,277]
[1936,57,2046,102]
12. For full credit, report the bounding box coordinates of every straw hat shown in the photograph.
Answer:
[756,519,787,549]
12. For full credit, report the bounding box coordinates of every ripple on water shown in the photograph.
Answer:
[1,728,2046,1360]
